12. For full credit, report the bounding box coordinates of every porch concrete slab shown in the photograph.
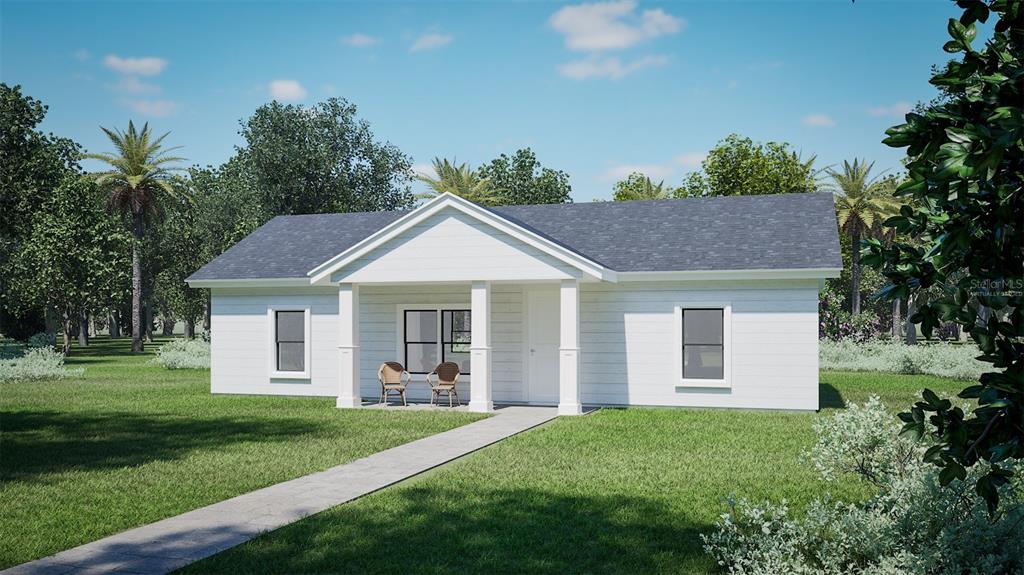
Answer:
[4,405,557,575]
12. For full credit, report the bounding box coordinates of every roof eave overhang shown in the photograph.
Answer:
[306,193,611,285]
[185,277,312,289]
[616,267,842,282]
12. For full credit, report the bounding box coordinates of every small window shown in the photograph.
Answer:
[442,310,471,374]
[681,309,723,380]
[275,311,305,372]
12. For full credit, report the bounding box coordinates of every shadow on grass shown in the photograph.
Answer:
[62,336,171,362]
[820,383,845,409]
[0,410,321,482]
[185,486,708,574]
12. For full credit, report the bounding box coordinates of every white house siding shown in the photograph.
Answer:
[331,208,580,284]
[579,279,821,411]
[210,287,339,396]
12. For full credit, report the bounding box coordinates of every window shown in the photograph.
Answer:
[275,310,306,372]
[681,308,724,380]
[403,309,471,374]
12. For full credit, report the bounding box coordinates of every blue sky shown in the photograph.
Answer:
[2,0,959,201]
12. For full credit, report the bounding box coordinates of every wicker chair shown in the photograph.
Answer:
[427,362,461,407]
[378,362,412,406]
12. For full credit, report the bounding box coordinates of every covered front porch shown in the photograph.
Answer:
[333,280,584,416]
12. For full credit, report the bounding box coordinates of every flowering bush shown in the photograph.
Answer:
[0,347,83,383]
[154,338,210,369]
[702,397,1024,574]
[819,290,884,342]
[820,340,986,381]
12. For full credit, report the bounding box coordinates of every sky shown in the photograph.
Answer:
[1,0,961,201]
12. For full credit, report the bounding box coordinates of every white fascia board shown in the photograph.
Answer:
[307,193,609,284]
[616,267,842,282]
[185,277,312,289]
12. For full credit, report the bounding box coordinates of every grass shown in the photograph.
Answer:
[183,371,967,575]
[0,336,483,569]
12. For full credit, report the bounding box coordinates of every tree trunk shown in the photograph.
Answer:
[891,298,902,339]
[77,310,89,347]
[144,303,154,342]
[850,226,862,315]
[161,316,175,337]
[203,291,211,332]
[61,311,73,354]
[184,319,195,339]
[905,294,917,345]
[109,309,121,338]
[131,211,145,352]
[44,307,58,339]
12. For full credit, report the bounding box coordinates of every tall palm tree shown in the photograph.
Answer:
[612,172,672,201]
[415,158,499,206]
[86,121,185,352]
[826,159,897,315]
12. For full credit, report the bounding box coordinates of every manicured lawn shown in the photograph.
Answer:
[0,337,483,569]
[183,371,967,575]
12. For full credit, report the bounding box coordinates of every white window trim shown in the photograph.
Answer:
[674,303,732,389]
[267,306,312,380]
[395,304,472,379]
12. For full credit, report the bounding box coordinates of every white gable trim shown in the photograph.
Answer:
[308,193,612,285]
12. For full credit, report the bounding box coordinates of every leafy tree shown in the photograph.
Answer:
[235,98,414,216]
[0,84,82,337]
[9,177,130,352]
[86,121,186,352]
[415,158,499,205]
[863,0,1023,514]
[676,134,820,197]
[612,172,671,201]
[478,148,572,205]
[826,160,899,315]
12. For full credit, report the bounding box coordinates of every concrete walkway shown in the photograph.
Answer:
[4,406,558,575]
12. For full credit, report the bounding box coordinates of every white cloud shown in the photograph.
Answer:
[674,152,706,168]
[342,33,379,47]
[803,114,836,128]
[109,76,160,94]
[602,163,674,181]
[559,54,667,80]
[549,0,684,52]
[103,54,167,76]
[269,79,307,102]
[122,99,178,118]
[867,101,913,118]
[411,163,435,178]
[73,49,91,61]
[410,33,453,52]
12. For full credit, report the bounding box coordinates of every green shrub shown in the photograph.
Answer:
[702,397,1024,574]
[154,338,210,369]
[26,332,56,349]
[819,340,985,381]
[0,347,83,383]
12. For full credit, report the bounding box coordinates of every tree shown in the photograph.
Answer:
[9,177,130,352]
[86,121,186,352]
[415,158,499,205]
[612,172,671,201]
[863,0,1023,514]
[0,84,82,338]
[477,148,572,205]
[235,98,414,216]
[826,159,898,315]
[676,134,820,197]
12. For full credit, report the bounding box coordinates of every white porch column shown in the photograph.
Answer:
[558,278,582,415]
[468,280,493,413]
[336,283,361,408]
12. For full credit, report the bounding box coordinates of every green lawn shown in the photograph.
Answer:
[0,337,483,569]
[182,371,966,575]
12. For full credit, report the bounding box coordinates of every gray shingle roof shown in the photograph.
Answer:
[187,192,840,281]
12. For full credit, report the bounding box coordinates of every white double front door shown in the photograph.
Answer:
[526,286,560,404]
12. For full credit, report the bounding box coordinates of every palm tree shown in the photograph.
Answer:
[415,158,499,206]
[826,159,897,315]
[612,172,672,201]
[86,121,185,352]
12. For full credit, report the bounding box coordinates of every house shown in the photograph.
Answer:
[186,192,841,414]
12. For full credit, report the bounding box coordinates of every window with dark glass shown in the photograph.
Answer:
[275,311,305,372]
[403,309,471,374]
[681,309,724,379]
